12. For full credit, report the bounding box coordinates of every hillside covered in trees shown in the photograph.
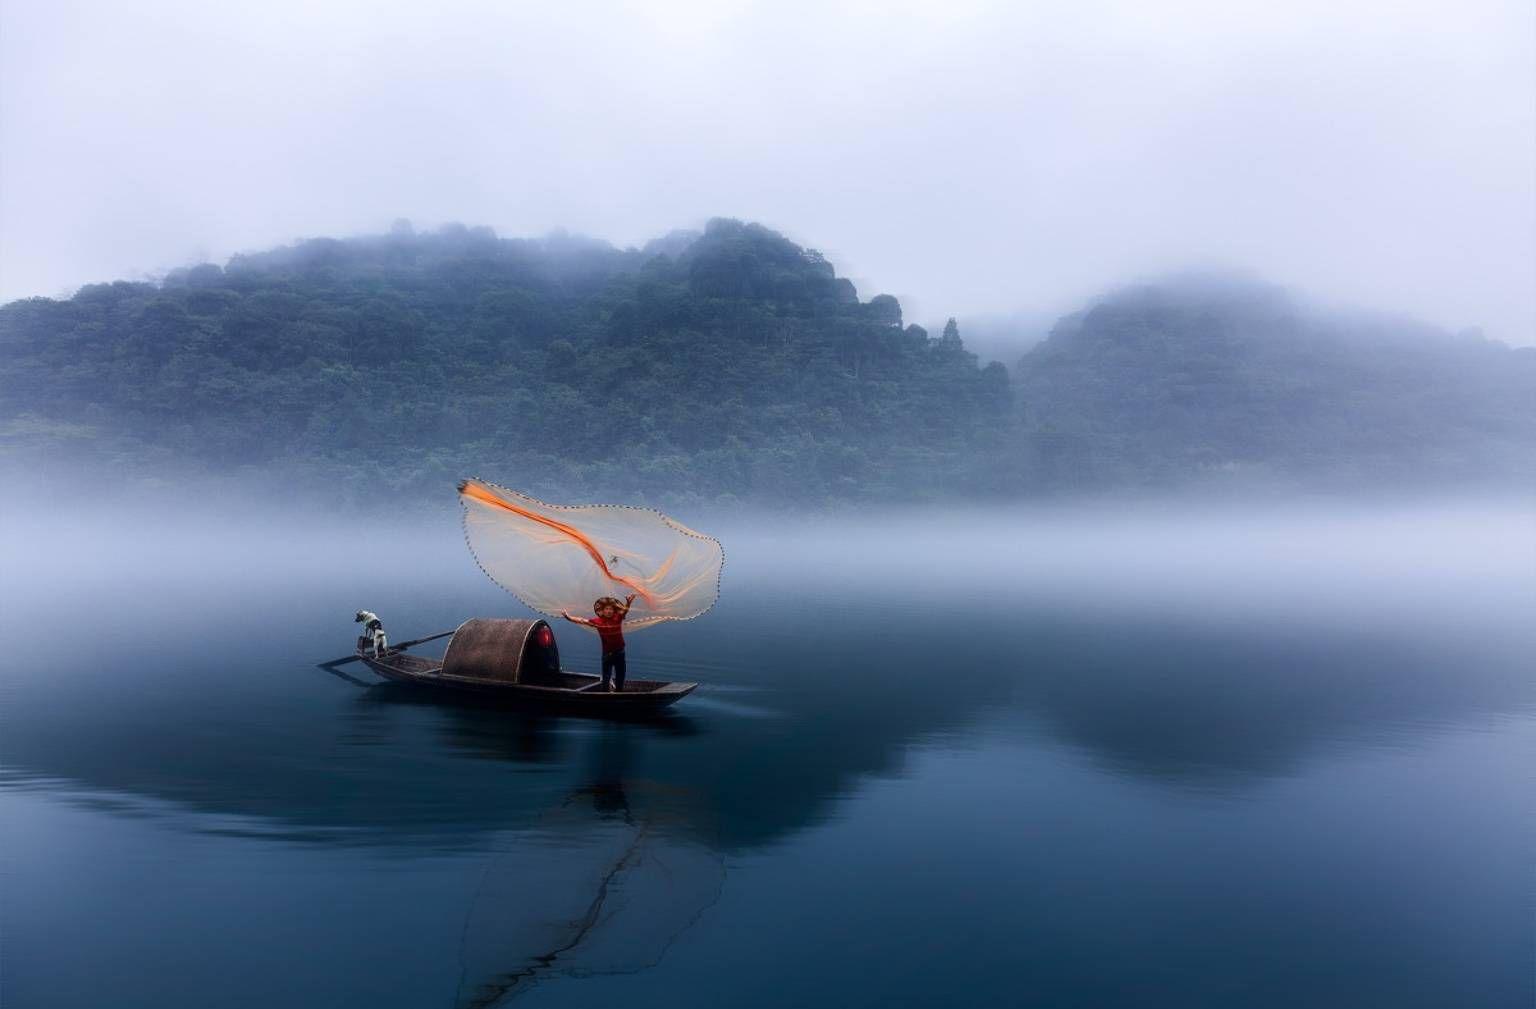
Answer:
[1,221,1531,508]
[1014,276,1536,492]
[0,220,1012,507]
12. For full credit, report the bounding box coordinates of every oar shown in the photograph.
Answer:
[317,628,457,668]
[317,663,374,686]
[392,628,458,650]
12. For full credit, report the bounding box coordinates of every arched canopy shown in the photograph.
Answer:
[441,618,560,683]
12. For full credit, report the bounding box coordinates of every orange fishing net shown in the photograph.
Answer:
[458,479,724,632]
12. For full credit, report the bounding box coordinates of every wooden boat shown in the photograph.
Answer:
[354,617,697,712]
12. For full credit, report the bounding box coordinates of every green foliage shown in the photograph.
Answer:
[1012,277,1536,491]
[0,219,1016,507]
[5,235,1530,508]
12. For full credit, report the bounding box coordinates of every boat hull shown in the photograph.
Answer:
[357,651,697,712]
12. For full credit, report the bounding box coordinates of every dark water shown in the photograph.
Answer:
[2,503,1532,1008]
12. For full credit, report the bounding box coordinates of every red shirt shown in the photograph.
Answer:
[592,613,626,653]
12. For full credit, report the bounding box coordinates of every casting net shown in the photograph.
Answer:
[458,479,724,632]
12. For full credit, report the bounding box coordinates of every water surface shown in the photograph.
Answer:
[2,502,1531,1007]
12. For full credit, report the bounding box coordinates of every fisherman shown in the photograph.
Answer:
[561,594,635,691]
[355,610,389,658]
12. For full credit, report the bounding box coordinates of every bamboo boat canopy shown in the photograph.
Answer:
[441,618,557,683]
[458,479,724,633]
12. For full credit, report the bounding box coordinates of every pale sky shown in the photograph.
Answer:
[3,0,1532,344]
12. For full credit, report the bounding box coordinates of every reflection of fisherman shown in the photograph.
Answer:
[581,722,635,822]
[354,610,388,657]
[561,595,635,691]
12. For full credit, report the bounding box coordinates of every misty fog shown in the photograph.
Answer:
[3,0,1532,345]
[5,5,1534,1007]
[6,497,1531,635]
[3,497,1532,809]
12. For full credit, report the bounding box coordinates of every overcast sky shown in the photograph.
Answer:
[3,0,1532,344]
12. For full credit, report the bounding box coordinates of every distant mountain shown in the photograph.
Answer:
[2,228,1530,507]
[1013,275,1536,491]
[0,219,1012,507]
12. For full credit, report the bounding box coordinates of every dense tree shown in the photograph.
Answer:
[2,232,1530,508]
[1011,277,1536,491]
[0,219,1018,508]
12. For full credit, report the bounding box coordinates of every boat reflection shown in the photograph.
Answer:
[453,726,724,1007]
[0,578,1532,852]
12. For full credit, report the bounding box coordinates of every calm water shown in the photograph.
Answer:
[2,502,1532,1008]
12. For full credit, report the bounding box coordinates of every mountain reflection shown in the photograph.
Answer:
[1009,613,1535,784]
[1,505,1532,853]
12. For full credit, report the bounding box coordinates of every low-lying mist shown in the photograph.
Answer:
[5,495,1531,637]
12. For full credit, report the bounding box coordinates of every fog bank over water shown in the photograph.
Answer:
[2,494,1531,810]
[6,497,1531,632]
[3,491,1531,1009]
[6,4,1534,1004]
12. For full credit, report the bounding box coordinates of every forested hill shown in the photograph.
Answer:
[1012,276,1536,491]
[0,220,1013,507]
[2,224,1531,508]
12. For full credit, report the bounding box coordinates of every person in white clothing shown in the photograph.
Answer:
[355,610,389,657]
